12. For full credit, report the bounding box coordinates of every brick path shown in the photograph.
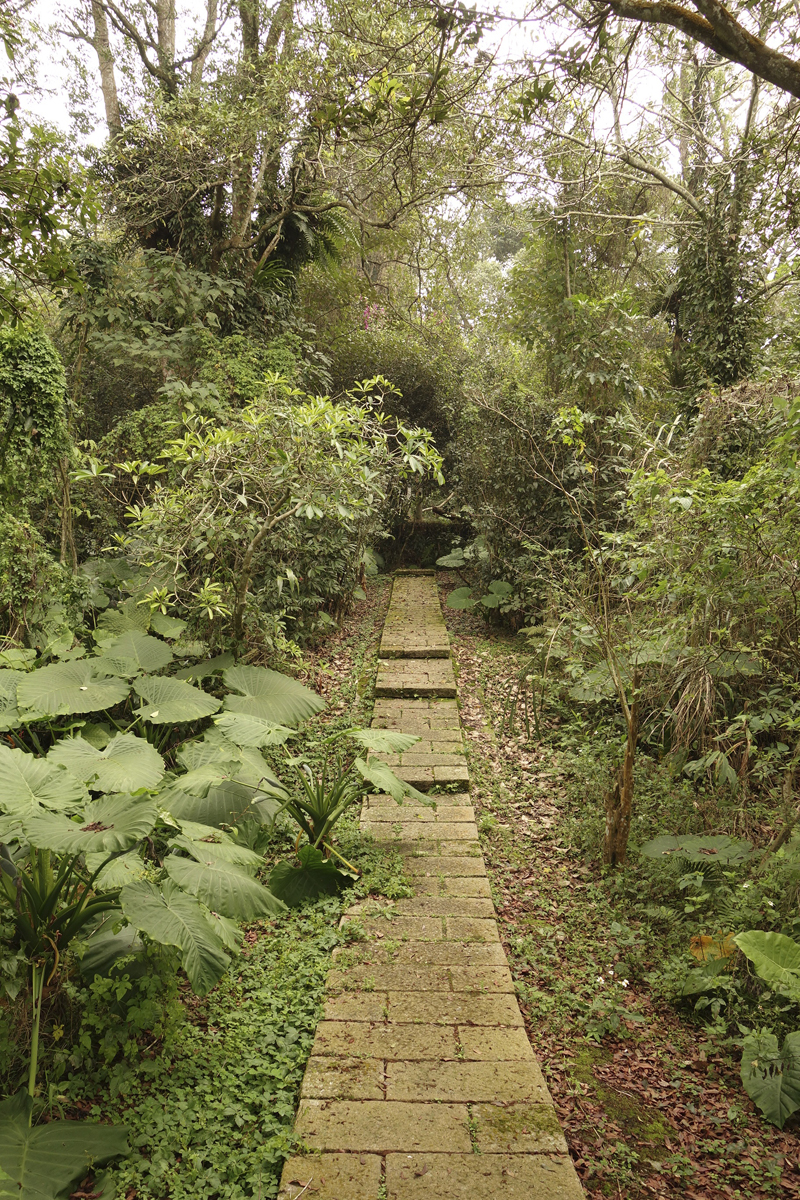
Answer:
[278,571,582,1200]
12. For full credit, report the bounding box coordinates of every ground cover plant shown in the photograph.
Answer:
[441,574,800,1197]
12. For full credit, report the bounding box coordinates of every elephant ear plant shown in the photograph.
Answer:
[0,628,324,1198]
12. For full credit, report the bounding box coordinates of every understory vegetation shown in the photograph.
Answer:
[3,0,800,1192]
[445,593,799,1197]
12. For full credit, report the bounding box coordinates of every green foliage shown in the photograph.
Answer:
[0,95,91,324]
[0,324,69,505]
[47,729,165,796]
[0,1089,128,1200]
[327,322,461,446]
[105,379,443,651]
[70,899,346,1198]
[269,844,352,907]
[0,627,331,1008]
[223,666,325,726]
[640,835,755,866]
[198,330,332,404]
[735,931,800,1003]
[740,1031,800,1130]
[672,185,765,395]
[445,580,514,612]
[0,513,86,647]
[276,727,430,850]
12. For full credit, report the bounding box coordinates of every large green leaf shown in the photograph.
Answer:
[0,747,88,816]
[176,735,264,776]
[85,849,148,888]
[446,586,477,610]
[0,1089,128,1200]
[175,652,235,682]
[171,832,264,868]
[97,631,173,677]
[212,711,295,748]
[436,549,467,568]
[735,930,800,1000]
[639,834,754,865]
[269,845,352,907]
[149,611,187,639]
[680,956,731,996]
[159,780,280,829]
[0,649,36,671]
[120,878,229,995]
[740,1031,800,1128]
[348,728,420,755]
[48,733,165,793]
[79,915,144,978]
[133,675,221,724]
[96,598,150,637]
[85,558,138,587]
[0,672,21,732]
[22,794,158,854]
[354,757,434,806]
[165,853,285,920]
[16,662,130,718]
[222,665,324,726]
[177,735,284,792]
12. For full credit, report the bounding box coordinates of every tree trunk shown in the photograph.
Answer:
[191,0,219,87]
[58,457,77,571]
[156,0,177,80]
[91,0,122,139]
[603,694,639,867]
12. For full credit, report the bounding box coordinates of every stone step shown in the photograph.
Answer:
[375,657,457,698]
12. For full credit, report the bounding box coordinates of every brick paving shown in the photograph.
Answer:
[279,572,582,1200]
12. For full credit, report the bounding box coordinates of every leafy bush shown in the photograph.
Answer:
[0,323,69,507]
[106,377,443,650]
[0,511,90,649]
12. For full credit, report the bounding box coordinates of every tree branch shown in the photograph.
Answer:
[598,0,800,100]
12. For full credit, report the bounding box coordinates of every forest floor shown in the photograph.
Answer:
[437,571,800,1200]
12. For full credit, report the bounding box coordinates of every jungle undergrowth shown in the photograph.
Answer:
[0,576,402,1199]
[439,571,799,1200]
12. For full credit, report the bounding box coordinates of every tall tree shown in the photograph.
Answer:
[58,0,498,279]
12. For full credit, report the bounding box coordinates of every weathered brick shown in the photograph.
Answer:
[448,965,515,993]
[301,1057,384,1100]
[284,573,580,1200]
[393,896,494,917]
[278,1153,381,1200]
[337,941,507,967]
[385,1153,584,1199]
[404,854,487,876]
[412,876,492,897]
[472,1101,568,1153]
[387,991,523,1026]
[326,964,451,992]
[443,917,501,942]
[323,992,387,1021]
[312,1020,458,1059]
[386,1061,548,1103]
[457,1027,535,1060]
[294,1099,472,1153]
